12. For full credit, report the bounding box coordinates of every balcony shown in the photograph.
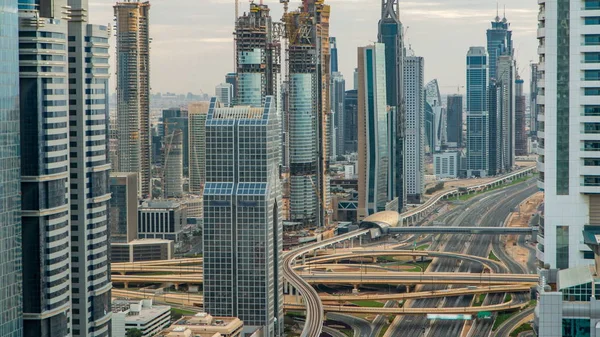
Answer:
[538,11,545,21]
[537,160,545,172]
[538,45,545,55]
[537,27,546,38]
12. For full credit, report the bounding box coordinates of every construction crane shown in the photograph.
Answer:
[441,85,465,94]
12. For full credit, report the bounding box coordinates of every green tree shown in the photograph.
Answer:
[126,328,143,337]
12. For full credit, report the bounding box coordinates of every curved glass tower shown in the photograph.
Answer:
[0,1,23,337]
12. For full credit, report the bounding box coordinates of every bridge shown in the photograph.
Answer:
[387,226,538,236]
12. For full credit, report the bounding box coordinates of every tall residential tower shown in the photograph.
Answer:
[114,0,151,197]
[0,1,22,337]
[404,55,425,203]
[536,0,600,268]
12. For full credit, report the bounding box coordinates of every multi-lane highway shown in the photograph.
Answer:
[387,177,538,337]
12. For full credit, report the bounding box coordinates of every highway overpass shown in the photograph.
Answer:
[387,226,538,236]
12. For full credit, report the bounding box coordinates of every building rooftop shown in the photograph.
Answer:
[160,313,243,337]
[558,264,596,291]
[112,299,171,324]
[112,238,173,246]
[140,200,182,209]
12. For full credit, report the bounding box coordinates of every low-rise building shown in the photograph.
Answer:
[112,299,171,337]
[434,151,460,179]
[161,313,243,337]
[111,239,174,263]
[138,200,187,241]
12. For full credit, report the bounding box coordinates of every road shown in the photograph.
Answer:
[492,307,535,337]
[387,178,537,337]
[328,313,372,337]
[370,301,396,337]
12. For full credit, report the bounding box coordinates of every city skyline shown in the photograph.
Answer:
[87,0,538,95]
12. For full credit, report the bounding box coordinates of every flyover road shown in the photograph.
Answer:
[112,258,203,267]
[111,266,203,274]
[327,313,372,337]
[282,229,370,337]
[298,272,539,286]
[285,298,528,314]
[492,307,535,337]
[389,178,537,337]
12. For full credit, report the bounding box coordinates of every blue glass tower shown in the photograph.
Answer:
[330,37,338,73]
[466,47,489,177]
[0,1,23,337]
[378,0,405,211]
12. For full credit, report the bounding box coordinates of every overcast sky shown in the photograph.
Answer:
[89,0,538,96]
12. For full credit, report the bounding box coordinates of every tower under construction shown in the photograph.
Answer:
[114,0,151,198]
[284,0,331,226]
[235,3,281,107]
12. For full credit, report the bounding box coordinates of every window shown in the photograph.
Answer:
[585,88,600,96]
[585,34,600,46]
[586,0,600,10]
[584,105,600,116]
[586,17,600,25]
[585,70,600,80]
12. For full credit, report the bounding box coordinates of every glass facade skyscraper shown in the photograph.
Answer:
[404,56,425,203]
[378,0,405,212]
[0,2,23,337]
[466,46,489,177]
[446,94,464,148]
[357,44,389,218]
[203,97,282,336]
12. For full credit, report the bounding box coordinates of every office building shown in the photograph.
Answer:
[112,299,171,337]
[0,2,22,337]
[203,96,282,336]
[447,94,464,148]
[378,0,405,211]
[331,72,345,159]
[138,200,187,242]
[109,113,119,167]
[161,313,244,337]
[466,46,489,177]
[18,1,70,334]
[188,102,209,194]
[115,0,151,197]
[515,77,527,156]
[111,239,174,263]
[235,2,280,108]
[404,55,425,203]
[424,79,442,153]
[284,0,331,226]
[495,54,516,173]
[536,0,600,269]
[225,72,237,104]
[357,44,389,218]
[434,152,460,179]
[164,129,184,198]
[109,172,138,244]
[344,89,359,154]
[215,82,233,107]
[330,37,338,73]
[530,63,540,134]
[68,6,113,335]
[162,107,189,172]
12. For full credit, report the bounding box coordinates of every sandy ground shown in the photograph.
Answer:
[502,192,544,268]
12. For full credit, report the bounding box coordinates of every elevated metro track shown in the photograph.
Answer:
[388,226,538,235]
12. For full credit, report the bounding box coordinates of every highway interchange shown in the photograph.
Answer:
[110,169,539,337]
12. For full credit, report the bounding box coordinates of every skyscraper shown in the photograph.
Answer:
[404,55,425,203]
[331,72,345,158]
[536,0,600,268]
[425,79,442,153]
[109,172,139,244]
[162,107,189,173]
[163,129,184,198]
[18,1,71,334]
[446,95,464,148]
[495,54,516,173]
[466,46,489,177]
[330,37,338,73]
[515,77,527,156]
[225,72,237,104]
[357,44,389,218]
[215,82,233,107]
[68,4,113,334]
[284,0,331,226]
[0,2,22,337]
[344,89,359,154]
[203,96,282,336]
[114,0,151,198]
[378,0,405,212]
[487,13,514,175]
[188,102,209,195]
[235,2,280,108]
